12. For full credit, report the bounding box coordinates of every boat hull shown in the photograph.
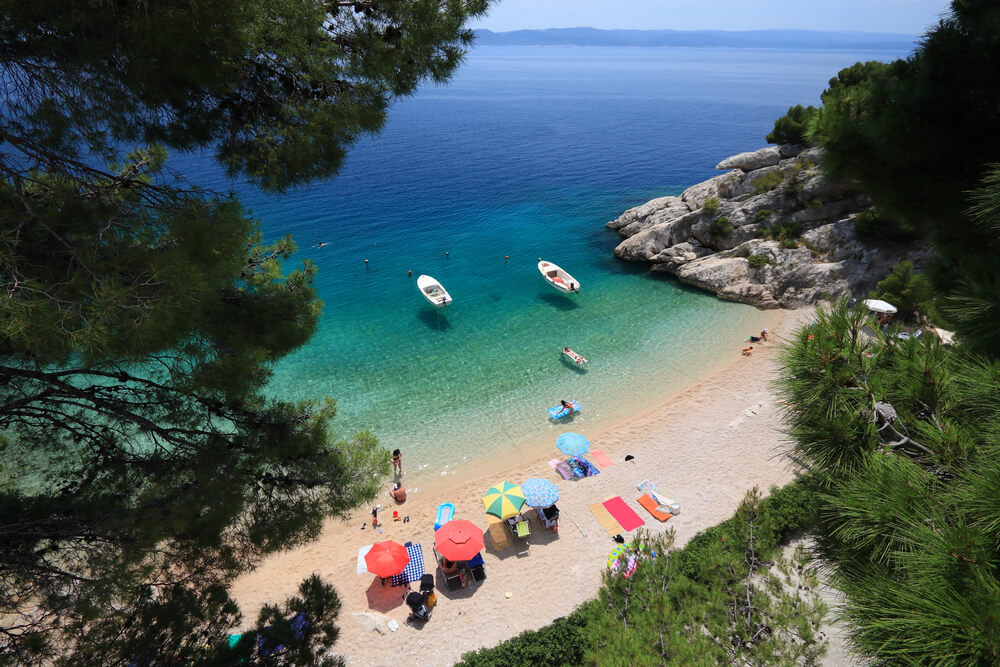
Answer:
[537,260,579,294]
[417,274,452,308]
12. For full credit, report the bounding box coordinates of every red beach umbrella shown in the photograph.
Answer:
[435,519,485,561]
[365,540,410,578]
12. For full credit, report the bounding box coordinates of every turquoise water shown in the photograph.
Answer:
[173,46,911,483]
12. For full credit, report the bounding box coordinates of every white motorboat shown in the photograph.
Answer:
[537,260,580,294]
[417,274,452,308]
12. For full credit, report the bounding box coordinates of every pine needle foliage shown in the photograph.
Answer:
[779,300,1000,664]
[0,1,492,663]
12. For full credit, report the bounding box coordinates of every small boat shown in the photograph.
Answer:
[547,400,581,419]
[562,347,587,365]
[538,260,580,294]
[417,274,452,308]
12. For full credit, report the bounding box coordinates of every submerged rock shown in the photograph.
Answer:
[608,145,932,308]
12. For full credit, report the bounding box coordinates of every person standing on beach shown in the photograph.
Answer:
[392,449,402,474]
[760,329,769,342]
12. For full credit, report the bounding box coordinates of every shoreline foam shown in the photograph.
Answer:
[229,307,813,666]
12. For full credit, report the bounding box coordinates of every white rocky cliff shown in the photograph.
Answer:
[607,145,932,308]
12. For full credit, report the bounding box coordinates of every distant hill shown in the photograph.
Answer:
[473,27,917,51]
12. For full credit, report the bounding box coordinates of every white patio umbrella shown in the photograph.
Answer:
[862,298,898,315]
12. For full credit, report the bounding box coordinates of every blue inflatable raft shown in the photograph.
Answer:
[547,400,581,419]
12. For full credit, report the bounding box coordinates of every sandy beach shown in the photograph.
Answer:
[229,307,814,666]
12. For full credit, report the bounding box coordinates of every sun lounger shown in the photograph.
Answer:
[637,494,672,522]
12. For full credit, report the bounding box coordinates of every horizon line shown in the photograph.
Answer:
[475,26,918,38]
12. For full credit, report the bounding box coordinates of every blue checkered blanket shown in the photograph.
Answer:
[391,543,424,586]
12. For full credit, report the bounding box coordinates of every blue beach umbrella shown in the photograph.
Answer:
[521,478,559,508]
[556,432,591,457]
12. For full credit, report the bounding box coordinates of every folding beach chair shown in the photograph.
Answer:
[443,568,465,591]
[467,553,486,583]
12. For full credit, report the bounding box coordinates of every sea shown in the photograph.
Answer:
[172,45,912,488]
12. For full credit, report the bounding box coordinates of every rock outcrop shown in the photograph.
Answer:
[607,146,933,308]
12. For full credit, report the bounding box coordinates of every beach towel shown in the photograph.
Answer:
[571,456,600,477]
[602,497,645,532]
[549,459,573,481]
[391,543,425,586]
[356,544,373,575]
[589,502,621,537]
[590,449,614,468]
[637,494,672,522]
[486,514,511,551]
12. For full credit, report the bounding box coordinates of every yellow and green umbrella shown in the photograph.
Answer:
[481,481,526,519]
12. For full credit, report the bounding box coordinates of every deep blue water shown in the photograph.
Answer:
[172,46,911,482]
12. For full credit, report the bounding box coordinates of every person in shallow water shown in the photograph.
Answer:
[392,449,402,474]
[560,400,573,414]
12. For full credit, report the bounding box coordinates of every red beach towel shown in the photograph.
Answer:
[602,497,645,532]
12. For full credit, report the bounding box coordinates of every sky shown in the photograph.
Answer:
[473,0,950,35]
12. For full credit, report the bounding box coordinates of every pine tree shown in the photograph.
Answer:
[779,301,1000,664]
[0,1,491,663]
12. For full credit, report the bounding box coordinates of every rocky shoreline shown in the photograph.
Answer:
[608,145,933,308]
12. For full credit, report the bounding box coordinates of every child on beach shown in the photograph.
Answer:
[742,346,753,356]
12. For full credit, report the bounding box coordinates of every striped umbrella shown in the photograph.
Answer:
[481,481,526,519]
[556,432,591,457]
[520,478,559,508]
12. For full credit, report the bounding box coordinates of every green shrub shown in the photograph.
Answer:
[459,475,824,666]
[748,254,771,268]
[753,171,784,195]
[753,209,773,223]
[702,196,720,214]
[807,199,823,209]
[457,614,587,667]
[766,104,818,145]
[763,220,802,248]
[872,260,934,320]
[709,216,733,237]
